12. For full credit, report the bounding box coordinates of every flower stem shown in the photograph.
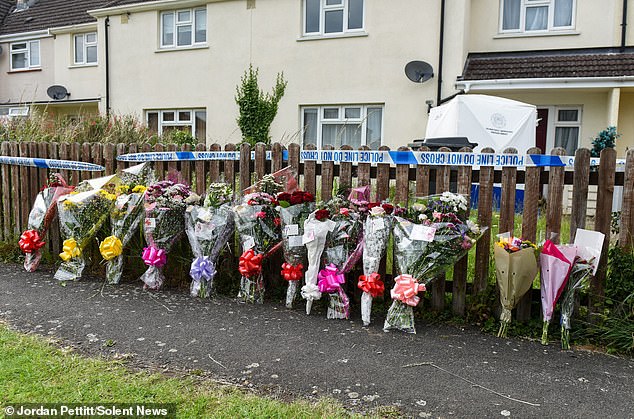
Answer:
[541,320,549,345]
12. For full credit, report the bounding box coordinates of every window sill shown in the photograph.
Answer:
[297,32,368,42]
[7,68,42,74]
[494,30,579,39]
[155,44,209,53]
[68,64,98,69]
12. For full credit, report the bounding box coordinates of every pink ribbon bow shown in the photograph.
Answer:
[142,246,167,267]
[390,274,425,307]
[318,264,345,293]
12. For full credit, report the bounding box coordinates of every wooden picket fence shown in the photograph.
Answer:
[1,140,633,321]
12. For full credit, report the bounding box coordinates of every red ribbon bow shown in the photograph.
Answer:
[239,249,263,278]
[281,262,303,281]
[391,274,425,307]
[358,273,385,298]
[19,230,46,253]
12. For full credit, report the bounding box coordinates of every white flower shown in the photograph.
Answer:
[467,219,480,235]
[418,214,427,221]
[370,206,386,216]
[412,203,426,212]
[184,193,201,204]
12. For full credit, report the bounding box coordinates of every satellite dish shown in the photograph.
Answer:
[405,61,434,83]
[47,85,70,100]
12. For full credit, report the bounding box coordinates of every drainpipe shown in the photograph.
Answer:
[436,0,445,107]
[105,16,110,117]
[621,0,628,51]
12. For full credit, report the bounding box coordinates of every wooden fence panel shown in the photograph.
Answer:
[474,147,494,295]
[224,143,236,195]
[395,146,410,206]
[271,143,283,174]
[19,142,30,231]
[339,145,353,190]
[239,143,251,194]
[591,148,616,313]
[209,143,221,184]
[194,143,207,194]
[288,143,301,183]
[58,143,71,185]
[255,143,267,181]
[166,143,177,175]
[70,143,81,185]
[416,146,431,197]
[180,144,192,186]
[545,147,566,243]
[375,146,390,202]
[499,147,517,236]
[48,142,61,256]
[103,144,115,179]
[619,149,634,248]
[304,144,317,195]
[81,143,92,182]
[29,142,43,197]
[570,148,591,242]
[1,142,11,240]
[321,145,334,201]
[516,147,542,322]
[153,143,165,179]
[452,147,473,316]
[9,143,20,235]
[431,147,451,312]
[357,145,370,187]
[91,143,103,179]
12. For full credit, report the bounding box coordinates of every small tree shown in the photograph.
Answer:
[591,126,619,157]
[235,65,287,146]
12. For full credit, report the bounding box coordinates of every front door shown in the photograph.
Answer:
[536,108,548,153]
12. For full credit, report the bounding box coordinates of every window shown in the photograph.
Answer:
[74,32,97,65]
[301,105,383,149]
[146,109,206,142]
[160,7,207,48]
[304,0,364,36]
[501,0,574,33]
[10,40,40,70]
[553,107,580,155]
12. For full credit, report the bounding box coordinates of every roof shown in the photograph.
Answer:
[0,1,14,23]
[461,47,634,80]
[102,0,158,6]
[0,0,106,36]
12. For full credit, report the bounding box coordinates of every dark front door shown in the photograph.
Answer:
[536,108,548,153]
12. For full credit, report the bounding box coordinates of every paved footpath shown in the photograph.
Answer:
[1,263,633,418]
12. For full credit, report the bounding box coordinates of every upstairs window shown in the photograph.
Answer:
[301,104,382,149]
[160,7,207,48]
[304,0,364,36]
[74,32,98,65]
[501,0,575,33]
[10,40,40,71]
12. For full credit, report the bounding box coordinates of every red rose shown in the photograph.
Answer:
[367,202,380,209]
[277,192,291,203]
[382,203,394,214]
[290,191,304,205]
[274,217,281,226]
[303,192,315,203]
[255,211,266,219]
[315,209,330,221]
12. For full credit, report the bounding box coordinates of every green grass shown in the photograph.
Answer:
[0,324,352,418]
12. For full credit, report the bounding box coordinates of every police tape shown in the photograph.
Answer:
[0,156,105,171]
[116,150,626,168]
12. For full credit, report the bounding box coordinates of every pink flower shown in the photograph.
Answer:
[255,211,266,219]
[339,208,350,216]
[433,211,442,221]
[461,237,473,250]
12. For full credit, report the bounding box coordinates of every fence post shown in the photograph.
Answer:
[208,143,221,184]
[321,145,335,201]
[165,143,176,175]
[499,147,517,236]
[271,143,284,173]
[288,143,301,183]
[36,141,48,189]
[591,147,616,314]
[570,148,591,242]
[474,147,494,295]
[395,146,410,207]
[255,143,267,181]
[1,142,11,240]
[239,143,251,194]
[80,142,92,182]
[517,147,542,322]
[91,143,103,179]
[194,143,207,194]
[619,149,634,248]
[224,143,236,196]
[375,145,390,202]
[545,147,566,243]
[304,144,317,195]
[180,143,192,186]
[416,146,430,197]
[453,147,473,316]
[357,145,370,187]
[431,147,451,312]
[339,145,353,190]
[48,142,61,255]
[18,142,30,231]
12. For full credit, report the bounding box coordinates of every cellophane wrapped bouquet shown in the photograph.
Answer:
[234,173,286,303]
[141,177,198,290]
[101,163,153,285]
[317,194,364,320]
[19,173,73,272]
[384,192,482,333]
[358,202,400,326]
[278,189,315,308]
[185,183,235,298]
[54,179,117,282]
[494,234,539,338]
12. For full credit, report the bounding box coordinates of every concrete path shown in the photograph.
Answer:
[1,264,633,418]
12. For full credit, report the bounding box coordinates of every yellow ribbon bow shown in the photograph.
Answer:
[60,238,81,262]
[100,236,123,261]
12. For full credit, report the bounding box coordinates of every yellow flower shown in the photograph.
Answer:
[116,185,130,194]
[62,200,76,210]
[100,235,123,261]
[69,191,79,195]
[132,185,147,194]
[60,238,81,262]
[98,190,117,201]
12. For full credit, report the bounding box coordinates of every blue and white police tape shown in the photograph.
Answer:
[116,149,626,168]
[0,156,105,171]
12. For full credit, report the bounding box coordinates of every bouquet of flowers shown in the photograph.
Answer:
[101,163,153,285]
[278,189,315,308]
[141,177,198,290]
[539,237,577,345]
[560,229,604,350]
[358,202,399,326]
[54,177,118,282]
[301,211,335,315]
[19,173,74,272]
[185,182,235,298]
[317,195,364,320]
[384,192,482,333]
[235,173,287,303]
[494,234,539,338]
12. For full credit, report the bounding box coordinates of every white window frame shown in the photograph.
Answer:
[301,104,383,149]
[10,40,40,71]
[544,106,582,153]
[73,32,98,65]
[499,0,576,33]
[160,7,207,48]
[145,109,206,138]
[303,0,365,37]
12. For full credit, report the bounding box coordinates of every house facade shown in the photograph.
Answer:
[1,0,633,156]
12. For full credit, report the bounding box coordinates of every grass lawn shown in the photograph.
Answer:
[0,324,351,418]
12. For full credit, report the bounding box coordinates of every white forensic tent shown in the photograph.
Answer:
[424,94,537,154]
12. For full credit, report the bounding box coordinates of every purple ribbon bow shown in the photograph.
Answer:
[190,256,216,282]
[142,246,167,267]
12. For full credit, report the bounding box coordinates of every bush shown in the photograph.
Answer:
[590,126,619,158]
